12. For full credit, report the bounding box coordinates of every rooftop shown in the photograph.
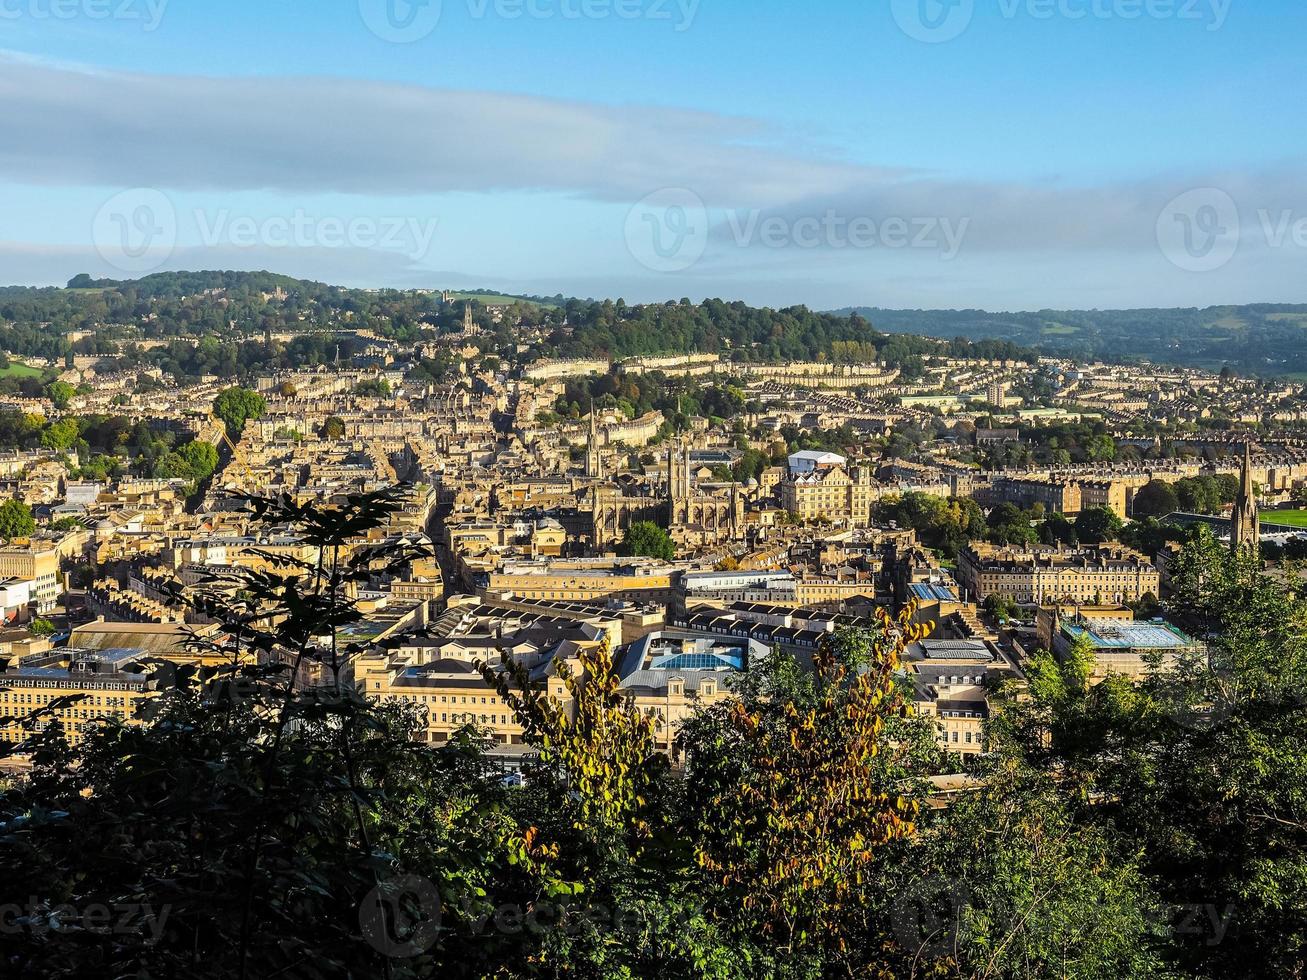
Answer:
[1062,619,1196,650]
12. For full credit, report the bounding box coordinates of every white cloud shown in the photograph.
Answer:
[0,54,886,206]
[1,55,1304,308]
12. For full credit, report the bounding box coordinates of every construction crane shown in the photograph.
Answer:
[216,433,249,488]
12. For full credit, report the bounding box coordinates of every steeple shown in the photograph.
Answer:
[585,399,603,479]
[1231,442,1259,554]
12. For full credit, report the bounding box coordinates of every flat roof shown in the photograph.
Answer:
[909,583,959,602]
[1063,620,1195,650]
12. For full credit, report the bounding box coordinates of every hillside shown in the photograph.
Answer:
[832,304,1307,376]
[0,273,1037,380]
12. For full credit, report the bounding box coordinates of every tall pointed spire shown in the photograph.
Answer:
[1231,442,1259,554]
[585,399,603,479]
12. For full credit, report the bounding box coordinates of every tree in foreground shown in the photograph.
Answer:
[1,505,1300,978]
[989,526,1307,979]
[680,608,941,974]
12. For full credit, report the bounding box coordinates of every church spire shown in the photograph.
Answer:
[1231,442,1259,554]
[585,399,603,479]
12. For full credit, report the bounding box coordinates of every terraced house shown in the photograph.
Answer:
[957,542,1160,606]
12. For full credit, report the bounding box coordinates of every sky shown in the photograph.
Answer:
[0,0,1304,311]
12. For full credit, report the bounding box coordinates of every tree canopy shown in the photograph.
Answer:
[0,499,35,538]
[212,387,267,438]
[618,520,675,561]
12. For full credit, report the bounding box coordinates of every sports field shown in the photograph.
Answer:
[1263,510,1307,528]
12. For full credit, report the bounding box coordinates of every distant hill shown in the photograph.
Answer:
[831,304,1307,377]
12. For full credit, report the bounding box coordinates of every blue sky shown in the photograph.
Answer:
[1,0,1304,310]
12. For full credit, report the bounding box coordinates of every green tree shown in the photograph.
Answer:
[0,498,36,538]
[321,416,346,439]
[984,592,1018,623]
[177,440,219,482]
[1133,479,1179,518]
[618,520,675,561]
[28,617,55,637]
[39,417,80,452]
[991,528,1307,979]
[1074,505,1124,544]
[889,759,1168,978]
[212,387,267,438]
[680,607,940,972]
[44,381,75,410]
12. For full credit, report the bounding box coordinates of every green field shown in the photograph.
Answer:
[0,361,44,379]
[1263,510,1307,528]
[446,291,558,308]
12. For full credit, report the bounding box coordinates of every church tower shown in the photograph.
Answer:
[668,441,691,526]
[463,301,474,334]
[1231,442,1259,554]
